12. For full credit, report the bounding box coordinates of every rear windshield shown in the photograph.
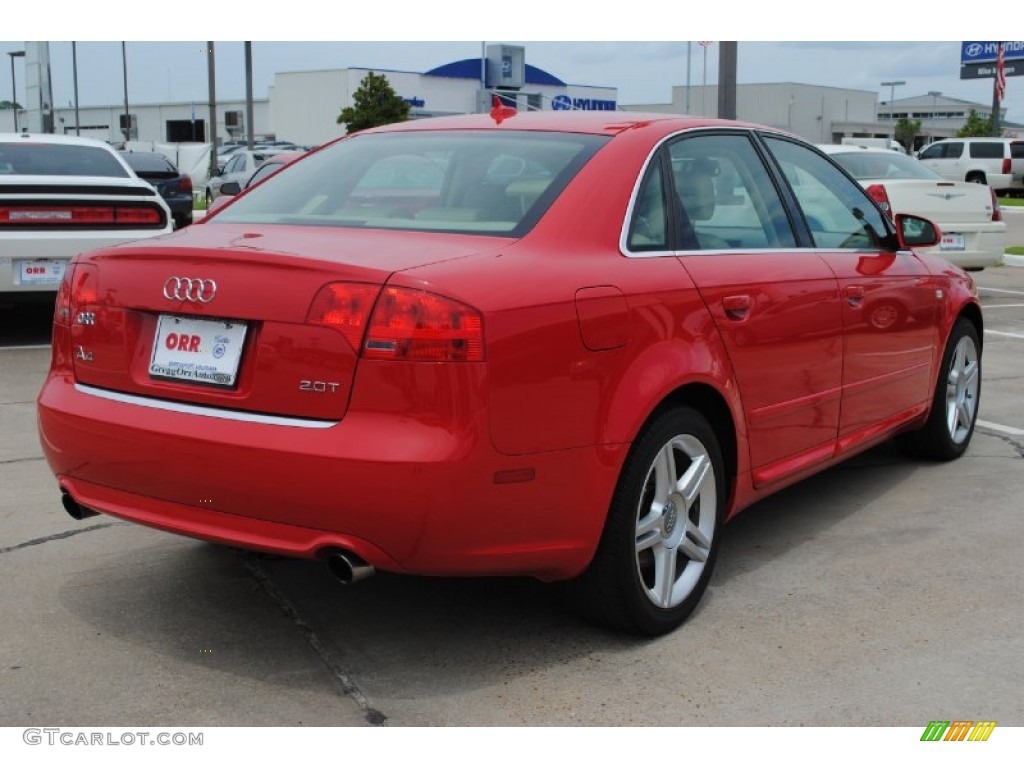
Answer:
[830,151,941,180]
[121,152,176,173]
[215,130,609,237]
[0,142,130,177]
[1011,142,1024,159]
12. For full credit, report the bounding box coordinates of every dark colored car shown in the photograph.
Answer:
[120,151,194,229]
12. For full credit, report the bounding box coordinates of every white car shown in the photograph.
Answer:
[819,144,1006,269]
[1,133,173,296]
[917,137,1024,193]
[206,150,293,203]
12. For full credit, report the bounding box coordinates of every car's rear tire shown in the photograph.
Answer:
[966,172,986,185]
[896,317,981,460]
[205,188,213,207]
[568,406,726,636]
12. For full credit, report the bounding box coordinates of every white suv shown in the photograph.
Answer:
[917,138,1024,193]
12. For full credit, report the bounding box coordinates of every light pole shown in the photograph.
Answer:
[121,42,131,143]
[880,80,905,138]
[7,50,25,133]
[927,90,942,144]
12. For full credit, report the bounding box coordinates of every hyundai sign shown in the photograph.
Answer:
[551,94,617,111]
[961,41,1024,79]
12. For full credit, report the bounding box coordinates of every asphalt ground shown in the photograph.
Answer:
[1,245,1023,733]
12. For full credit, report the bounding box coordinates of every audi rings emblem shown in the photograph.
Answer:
[163,277,217,303]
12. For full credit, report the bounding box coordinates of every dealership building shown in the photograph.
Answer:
[2,43,1017,155]
[0,45,617,148]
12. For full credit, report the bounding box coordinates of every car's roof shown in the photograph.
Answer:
[358,111,770,137]
[818,144,887,154]
[0,132,122,150]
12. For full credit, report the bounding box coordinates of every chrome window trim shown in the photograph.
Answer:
[619,126,797,259]
[75,383,338,429]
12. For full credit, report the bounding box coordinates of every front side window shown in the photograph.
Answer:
[918,144,944,160]
[216,130,608,237]
[765,137,892,250]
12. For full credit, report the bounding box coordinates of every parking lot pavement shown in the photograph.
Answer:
[0,349,371,727]
[2,265,1023,727]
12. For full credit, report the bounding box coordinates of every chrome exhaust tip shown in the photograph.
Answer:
[326,551,375,585]
[61,490,100,520]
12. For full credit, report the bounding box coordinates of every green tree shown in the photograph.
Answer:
[336,71,410,134]
[0,100,22,110]
[894,117,921,152]
[956,109,993,137]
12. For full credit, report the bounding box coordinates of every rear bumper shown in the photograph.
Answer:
[921,225,1005,269]
[1,228,172,293]
[38,371,626,581]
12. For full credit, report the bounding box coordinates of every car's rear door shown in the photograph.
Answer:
[763,137,938,444]
[656,131,844,487]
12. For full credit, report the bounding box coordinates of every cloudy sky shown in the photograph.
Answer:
[3,10,1021,124]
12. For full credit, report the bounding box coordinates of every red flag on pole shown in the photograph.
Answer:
[996,42,1007,102]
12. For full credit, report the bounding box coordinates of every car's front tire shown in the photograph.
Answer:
[570,406,726,635]
[896,317,981,460]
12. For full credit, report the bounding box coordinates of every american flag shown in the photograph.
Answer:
[698,41,713,48]
[996,42,1007,102]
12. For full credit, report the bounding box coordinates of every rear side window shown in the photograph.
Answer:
[0,142,130,178]
[218,130,608,237]
[1010,142,1024,159]
[969,142,1004,159]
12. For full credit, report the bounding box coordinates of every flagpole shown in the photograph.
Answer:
[991,41,1004,137]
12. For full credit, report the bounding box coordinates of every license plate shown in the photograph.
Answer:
[149,315,248,387]
[940,233,965,251]
[18,259,67,285]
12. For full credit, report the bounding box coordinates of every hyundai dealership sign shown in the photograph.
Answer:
[961,41,1024,79]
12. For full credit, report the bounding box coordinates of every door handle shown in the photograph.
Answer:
[722,294,751,320]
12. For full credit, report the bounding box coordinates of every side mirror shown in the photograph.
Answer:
[219,181,241,197]
[895,213,940,249]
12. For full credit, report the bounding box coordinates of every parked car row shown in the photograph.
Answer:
[820,143,1006,270]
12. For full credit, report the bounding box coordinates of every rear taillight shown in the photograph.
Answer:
[1002,158,1011,175]
[180,175,193,195]
[866,184,892,220]
[307,283,382,353]
[991,187,1002,222]
[307,282,485,362]
[53,264,76,327]
[114,207,162,225]
[0,204,163,226]
[364,287,484,362]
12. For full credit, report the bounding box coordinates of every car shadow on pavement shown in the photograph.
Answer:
[51,439,978,712]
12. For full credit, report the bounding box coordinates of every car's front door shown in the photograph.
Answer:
[763,137,938,445]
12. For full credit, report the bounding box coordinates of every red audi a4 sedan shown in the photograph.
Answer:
[38,112,982,635]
